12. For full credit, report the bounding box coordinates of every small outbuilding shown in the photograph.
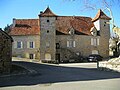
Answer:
[0,28,13,74]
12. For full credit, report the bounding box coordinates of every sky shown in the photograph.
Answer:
[0,0,120,36]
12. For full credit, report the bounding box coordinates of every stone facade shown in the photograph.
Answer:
[39,8,111,63]
[9,19,40,60]
[9,7,111,63]
[0,28,13,74]
[12,35,40,59]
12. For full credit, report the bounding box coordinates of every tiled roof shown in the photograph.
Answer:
[10,16,93,36]
[9,19,40,35]
[56,16,94,35]
[39,7,57,17]
[9,7,96,36]
[92,9,111,22]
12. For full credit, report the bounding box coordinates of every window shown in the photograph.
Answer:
[30,42,34,48]
[17,41,23,48]
[29,54,35,59]
[47,20,49,22]
[46,42,50,47]
[27,41,35,48]
[47,30,49,33]
[67,40,75,48]
[56,43,60,49]
[97,31,100,36]
[69,29,74,35]
[91,38,99,46]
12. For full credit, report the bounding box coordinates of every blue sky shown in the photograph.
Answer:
[0,0,120,35]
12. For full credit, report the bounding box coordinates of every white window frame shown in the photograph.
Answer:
[17,41,23,49]
[91,38,99,46]
[14,41,17,48]
[27,41,35,48]
[67,40,76,48]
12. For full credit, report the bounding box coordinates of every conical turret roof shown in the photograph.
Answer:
[92,9,111,22]
[39,7,57,17]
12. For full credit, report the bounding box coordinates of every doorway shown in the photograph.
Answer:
[29,54,34,59]
[56,54,60,63]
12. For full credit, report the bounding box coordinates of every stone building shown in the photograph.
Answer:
[9,7,111,63]
[0,28,13,74]
[9,19,40,60]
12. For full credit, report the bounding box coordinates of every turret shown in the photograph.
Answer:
[92,9,111,58]
[39,7,57,62]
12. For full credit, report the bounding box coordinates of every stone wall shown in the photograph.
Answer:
[0,29,13,74]
[40,17,56,62]
[12,35,40,60]
[56,34,110,61]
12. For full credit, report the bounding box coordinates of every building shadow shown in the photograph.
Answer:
[0,61,120,87]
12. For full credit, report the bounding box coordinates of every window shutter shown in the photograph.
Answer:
[33,42,35,48]
[91,38,94,45]
[21,42,23,48]
[67,41,69,47]
[27,42,29,48]
[33,54,35,59]
[94,39,97,46]
[97,38,99,45]
[73,41,75,47]
[14,41,17,48]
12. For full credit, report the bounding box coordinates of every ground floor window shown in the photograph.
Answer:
[29,54,35,59]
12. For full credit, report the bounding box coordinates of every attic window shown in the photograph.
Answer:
[47,20,49,22]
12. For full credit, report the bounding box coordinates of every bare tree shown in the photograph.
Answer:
[69,0,120,36]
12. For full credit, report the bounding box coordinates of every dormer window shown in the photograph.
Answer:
[90,27,98,36]
[69,28,74,35]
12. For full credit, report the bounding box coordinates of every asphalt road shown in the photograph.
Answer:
[0,61,120,90]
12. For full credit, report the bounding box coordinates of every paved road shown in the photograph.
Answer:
[0,61,120,90]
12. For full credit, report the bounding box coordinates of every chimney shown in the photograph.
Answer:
[13,18,16,27]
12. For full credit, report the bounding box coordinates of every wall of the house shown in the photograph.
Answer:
[12,35,40,60]
[56,35,92,61]
[40,17,56,62]
[94,19,110,58]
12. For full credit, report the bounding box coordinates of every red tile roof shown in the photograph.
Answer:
[9,19,40,35]
[39,7,57,17]
[9,17,93,36]
[10,8,105,36]
[56,16,94,35]
[92,9,111,22]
